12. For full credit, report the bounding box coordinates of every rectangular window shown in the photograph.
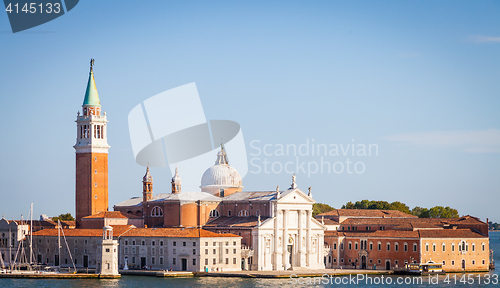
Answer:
[152,247,155,254]
[369,243,373,250]
[159,248,163,255]
[452,260,455,266]
[183,242,186,246]
[233,241,236,246]
[152,257,155,265]
[132,247,136,254]
[193,259,196,265]
[341,243,344,250]
[472,244,475,252]
[414,244,417,252]
[425,244,429,252]
[233,258,236,264]
[213,249,216,254]
[205,242,208,246]
[433,244,436,252]
[173,249,176,254]
[333,243,337,250]
[152,240,155,246]
[193,242,196,246]
[226,249,229,254]
[443,244,446,252]
[213,258,216,265]
[193,249,196,255]
[160,257,163,265]
[205,258,208,265]
[226,258,229,264]
[125,247,128,254]
[132,240,136,245]
[125,240,128,245]
[205,249,209,254]
[132,256,135,264]
[213,242,216,246]
[160,241,163,246]
[173,258,176,265]
[233,249,236,254]
[173,241,176,246]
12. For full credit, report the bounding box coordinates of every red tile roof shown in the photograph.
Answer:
[317,209,417,218]
[82,211,143,219]
[32,225,135,237]
[418,229,487,239]
[121,228,240,238]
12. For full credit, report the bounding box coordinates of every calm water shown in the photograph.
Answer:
[2,231,500,287]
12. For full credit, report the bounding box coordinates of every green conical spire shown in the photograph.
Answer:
[83,59,101,107]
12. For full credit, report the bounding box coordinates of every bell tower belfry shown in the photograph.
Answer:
[74,59,110,227]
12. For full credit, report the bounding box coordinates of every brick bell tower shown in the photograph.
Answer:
[74,59,110,227]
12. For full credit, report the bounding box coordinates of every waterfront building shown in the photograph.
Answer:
[97,226,119,275]
[0,218,29,267]
[318,211,491,272]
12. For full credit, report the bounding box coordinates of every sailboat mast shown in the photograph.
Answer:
[30,203,33,265]
[58,220,61,267]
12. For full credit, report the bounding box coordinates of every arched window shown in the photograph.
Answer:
[209,209,220,218]
[238,210,248,217]
[151,206,163,217]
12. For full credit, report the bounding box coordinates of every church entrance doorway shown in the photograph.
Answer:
[385,260,391,270]
[287,245,293,268]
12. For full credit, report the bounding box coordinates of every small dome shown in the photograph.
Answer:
[103,225,113,231]
[172,167,181,184]
[143,166,153,182]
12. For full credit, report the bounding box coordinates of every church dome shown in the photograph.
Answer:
[200,145,243,190]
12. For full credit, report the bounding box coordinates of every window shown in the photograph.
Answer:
[334,243,337,250]
[452,243,455,252]
[95,169,97,174]
[341,258,344,263]
[152,248,155,254]
[160,241,163,246]
[425,244,429,252]
[442,243,446,252]
[226,258,229,264]
[84,239,88,244]
[152,257,155,265]
[233,249,236,254]
[160,257,163,265]
[209,209,220,217]
[105,248,109,253]
[193,249,196,255]
[151,206,163,217]
[125,240,128,245]
[159,248,163,255]
[75,248,78,253]
[443,260,446,266]
[472,260,475,265]
[355,242,358,250]
[341,243,344,250]
[193,242,196,246]
[233,241,236,246]
[205,249,208,254]
[369,243,373,250]
[193,259,196,265]
[452,260,455,266]
[213,258,216,265]
[205,259,208,265]
[213,242,216,246]
[75,240,78,244]
[173,241,176,246]
[233,258,237,264]
[213,249,216,254]
[256,210,260,216]
[482,243,485,252]
[387,243,390,251]
[173,249,176,255]
[472,243,475,252]
[132,240,136,245]
[205,242,208,246]
[378,243,381,251]
[395,243,399,252]
[173,258,176,265]
[432,243,436,252]
[152,240,156,246]
[226,249,229,254]
[348,242,352,250]
[238,210,248,216]
[483,260,485,265]
[378,259,381,264]
[404,243,408,252]
[183,242,186,246]
[142,240,146,245]
[228,210,231,216]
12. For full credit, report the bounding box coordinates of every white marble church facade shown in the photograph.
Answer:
[251,187,326,271]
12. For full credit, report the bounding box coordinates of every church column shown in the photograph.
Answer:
[282,209,288,270]
[298,210,304,267]
[306,209,312,267]
[273,206,280,270]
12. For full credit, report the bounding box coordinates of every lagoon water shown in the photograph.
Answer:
[2,231,500,287]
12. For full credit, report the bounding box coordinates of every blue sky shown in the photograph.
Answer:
[0,1,499,222]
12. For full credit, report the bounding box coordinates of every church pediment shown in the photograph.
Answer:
[277,188,315,204]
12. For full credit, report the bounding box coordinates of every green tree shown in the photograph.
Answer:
[52,213,75,222]
[313,203,335,217]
